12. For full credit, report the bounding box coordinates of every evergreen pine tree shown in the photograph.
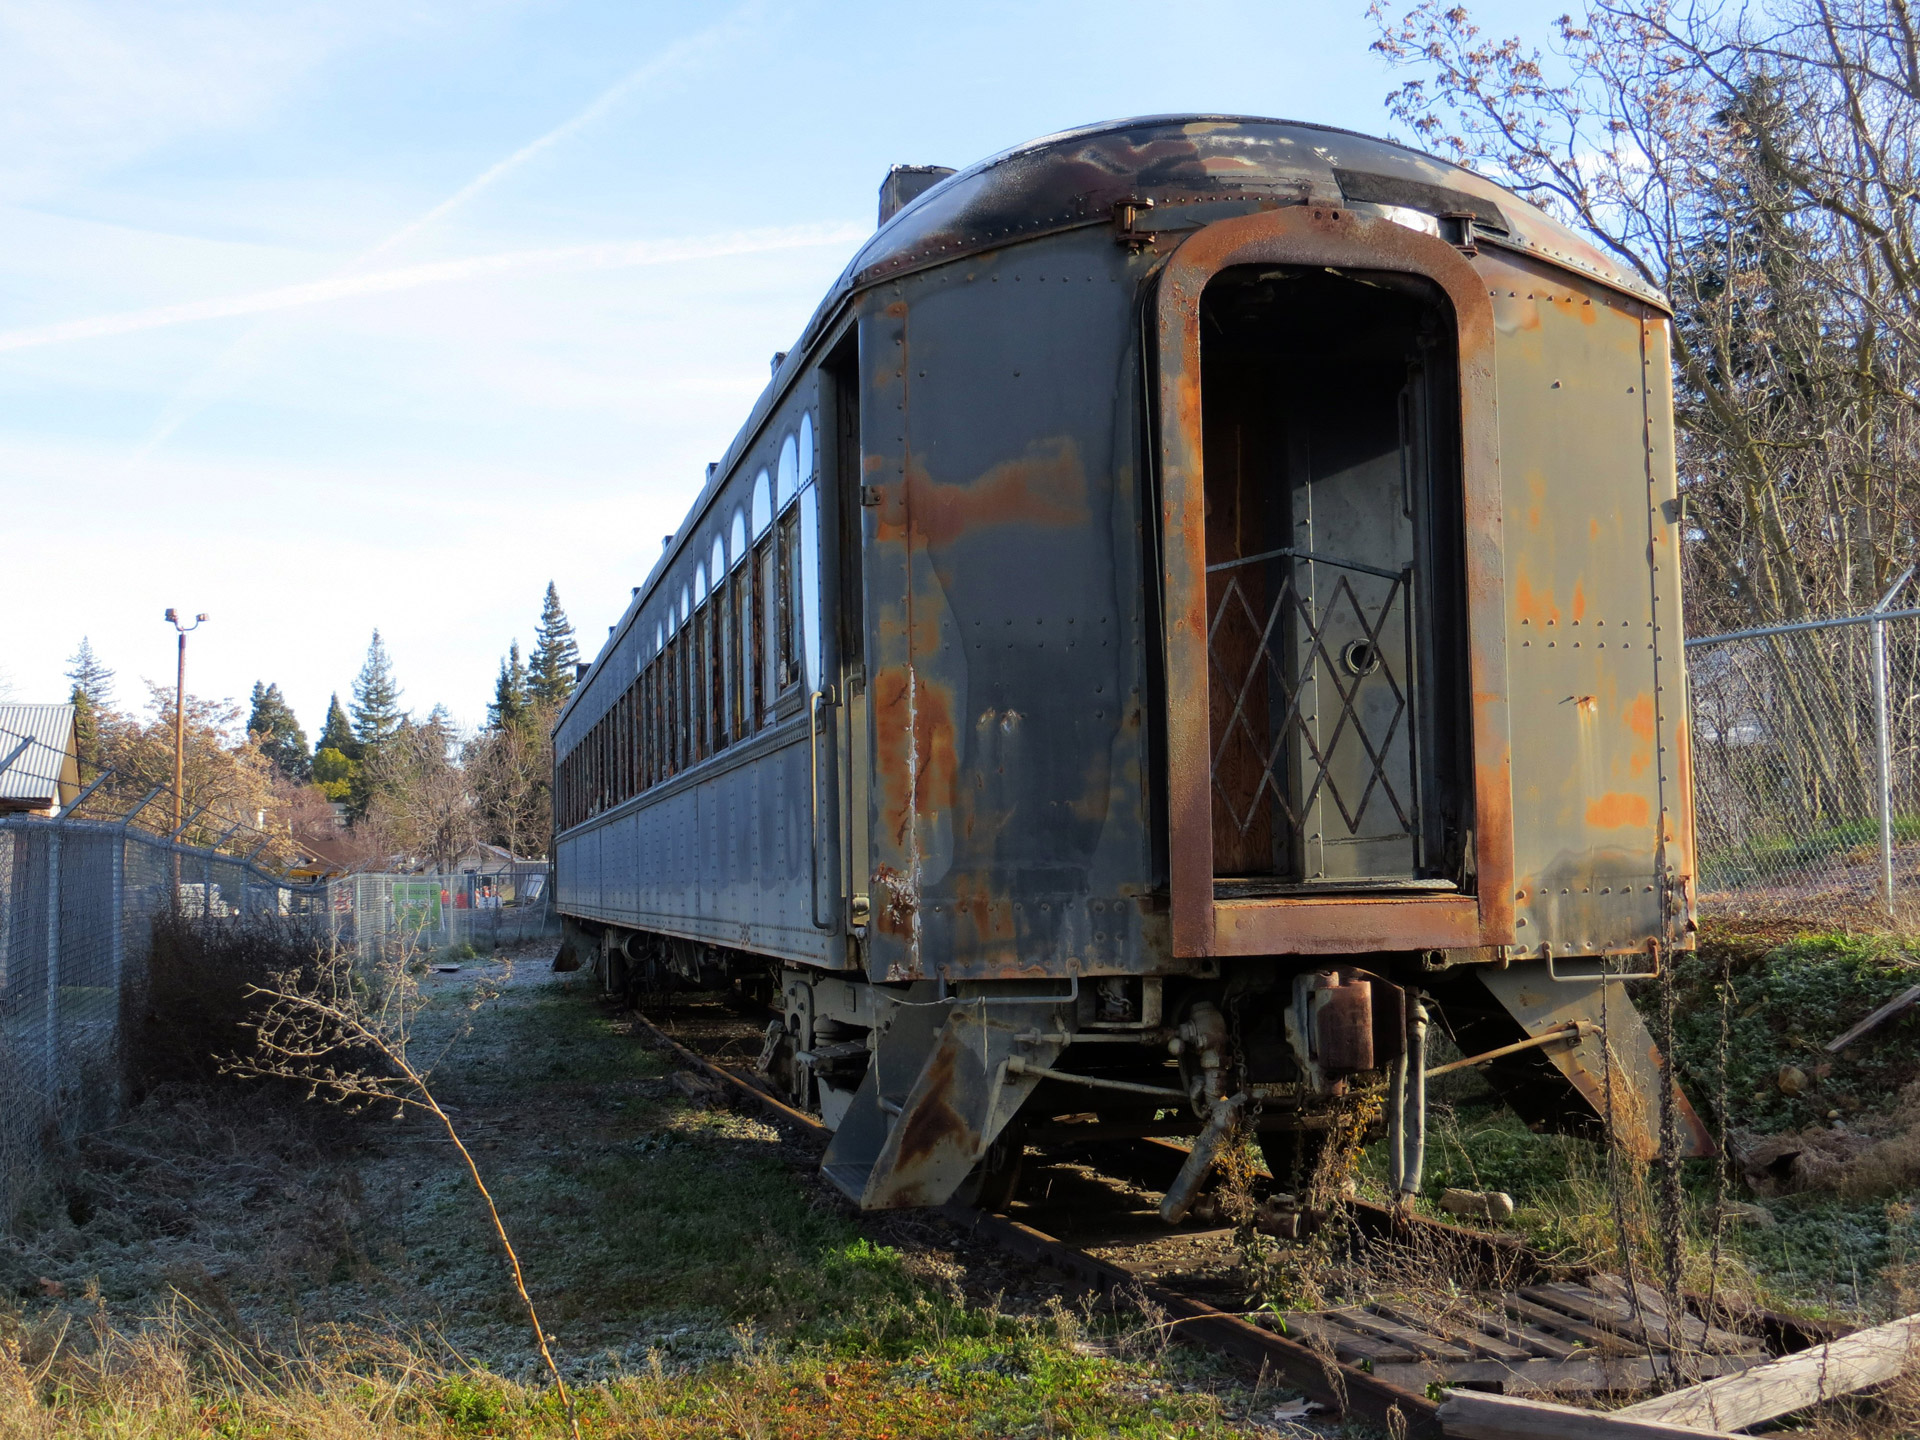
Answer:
[529,583,579,703]
[350,630,406,752]
[65,637,115,710]
[312,693,360,804]
[65,638,116,780]
[316,693,357,759]
[489,640,532,730]
[68,684,101,780]
[247,681,311,780]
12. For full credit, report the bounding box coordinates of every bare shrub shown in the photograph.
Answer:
[230,947,581,1440]
[135,911,329,1094]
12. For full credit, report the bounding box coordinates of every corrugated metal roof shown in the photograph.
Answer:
[0,703,78,802]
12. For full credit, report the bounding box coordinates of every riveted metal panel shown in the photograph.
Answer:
[1484,250,1682,959]
[860,235,1167,983]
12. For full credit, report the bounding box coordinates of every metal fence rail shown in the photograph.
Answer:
[1688,584,1920,930]
[0,814,322,1223]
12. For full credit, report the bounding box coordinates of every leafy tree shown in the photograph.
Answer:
[247,681,311,781]
[313,747,357,803]
[316,693,357,761]
[529,583,579,704]
[467,694,555,858]
[92,684,288,857]
[489,640,532,731]
[350,630,405,754]
[361,710,473,871]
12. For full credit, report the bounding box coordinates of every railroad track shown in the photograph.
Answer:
[628,997,1834,1440]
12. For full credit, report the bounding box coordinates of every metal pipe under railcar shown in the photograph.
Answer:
[551,116,1709,1217]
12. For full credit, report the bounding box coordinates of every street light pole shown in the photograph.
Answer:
[163,609,208,835]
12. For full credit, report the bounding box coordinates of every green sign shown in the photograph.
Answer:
[392,880,442,933]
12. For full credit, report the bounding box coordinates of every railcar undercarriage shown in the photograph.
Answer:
[576,918,1682,1221]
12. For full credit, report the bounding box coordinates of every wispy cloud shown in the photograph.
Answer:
[372,5,764,258]
[115,3,768,460]
[0,222,863,354]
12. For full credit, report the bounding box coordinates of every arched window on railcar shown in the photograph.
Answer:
[776,491,803,698]
[711,536,730,751]
[731,510,751,738]
[777,432,798,508]
[800,463,822,695]
[799,410,814,483]
[691,591,709,765]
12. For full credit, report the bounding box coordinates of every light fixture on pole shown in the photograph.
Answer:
[163,609,208,835]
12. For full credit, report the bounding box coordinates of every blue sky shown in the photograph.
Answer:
[1,0,1560,740]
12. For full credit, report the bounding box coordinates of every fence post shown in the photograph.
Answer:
[1874,615,1896,920]
[109,825,124,1027]
[44,824,59,1104]
[1872,566,1914,922]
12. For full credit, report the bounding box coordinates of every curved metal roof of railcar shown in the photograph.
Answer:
[559,116,1662,728]
[815,115,1665,327]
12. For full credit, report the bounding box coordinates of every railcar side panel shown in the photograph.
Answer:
[862,235,1163,984]
[556,732,837,963]
[1484,248,1684,958]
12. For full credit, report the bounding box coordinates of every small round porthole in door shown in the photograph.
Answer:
[1340,639,1383,677]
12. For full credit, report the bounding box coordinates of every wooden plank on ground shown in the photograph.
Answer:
[1826,981,1920,1052]
[1333,1308,1480,1361]
[1503,1294,1641,1355]
[1387,1352,1764,1399]
[1456,1305,1588,1359]
[1527,1284,1669,1351]
[1616,1312,1920,1432]
[1590,1275,1758,1355]
[1277,1311,1419,1364]
[1370,1302,1537,1361]
[1436,1388,1736,1439]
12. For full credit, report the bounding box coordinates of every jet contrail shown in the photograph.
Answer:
[0,223,865,354]
[371,6,763,258]
[115,4,766,459]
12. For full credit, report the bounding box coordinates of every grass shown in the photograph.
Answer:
[0,941,1302,1438]
[1336,922,1920,1322]
[1698,811,1920,890]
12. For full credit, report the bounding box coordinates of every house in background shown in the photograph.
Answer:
[450,841,547,905]
[0,704,80,817]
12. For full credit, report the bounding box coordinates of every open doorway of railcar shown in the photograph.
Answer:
[1198,267,1472,897]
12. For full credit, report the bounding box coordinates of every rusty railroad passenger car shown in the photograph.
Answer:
[552,116,1705,1216]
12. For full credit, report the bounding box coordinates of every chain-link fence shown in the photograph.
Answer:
[1689,592,1920,931]
[322,869,557,962]
[0,813,325,1221]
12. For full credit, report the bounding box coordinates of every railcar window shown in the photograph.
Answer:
[753,469,771,536]
[712,584,730,750]
[695,563,707,606]
[622,688,634,801]
[800,481,821,693]
[777,505,802,691]
[692,614,707,761]
[777,433,798,507]
[799,411,814,481]
[758,533,779,719]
